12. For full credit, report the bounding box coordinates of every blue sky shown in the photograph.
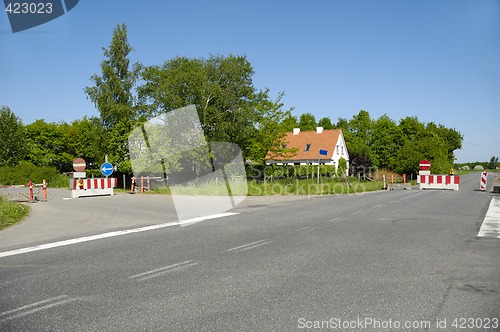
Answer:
[1,0,499,163]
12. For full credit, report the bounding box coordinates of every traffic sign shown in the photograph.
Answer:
[419,159,431,171]
[73,158,86,172]
[100,162,114,177]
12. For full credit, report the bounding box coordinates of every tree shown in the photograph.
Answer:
[341,110,375,175]
[280,114,299,131]
[337,157,347,177]
[66,117,107,168]
[138,54,281,162]
[370,115,404,170]
[25,120,73,171]
[317,116,334,130]
[85,23,141,173]
[246,91,296,164]
[298,112,317,131]
[0,106,27,166]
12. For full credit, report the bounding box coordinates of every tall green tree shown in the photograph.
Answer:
[246,91,296,164]
[298,112,317,131]
[280,114,299,131]
[138,54,280,161]
[85,23,141,172]
[25,120,73,171]
[317,116,334,130]
[0,106,27,166]
[371,114,404,169]
[340,110,375,174]
[66,117,107,168]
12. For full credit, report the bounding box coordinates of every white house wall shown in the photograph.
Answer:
[332,131,349,176]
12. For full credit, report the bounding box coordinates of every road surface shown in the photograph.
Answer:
[0,173,499,331]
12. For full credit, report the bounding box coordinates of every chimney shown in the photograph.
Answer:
[316,127,324,134]
[293,128,300,135]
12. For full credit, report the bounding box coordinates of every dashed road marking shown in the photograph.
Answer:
[290,226,315,234]
[227,239,271,252]
[478,197,500,239]
[129,260,198,281]
[0,295,76,322]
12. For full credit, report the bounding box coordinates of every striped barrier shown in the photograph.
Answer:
[70,178,117,198]
[479,172,487,191]
[419,175,460,191]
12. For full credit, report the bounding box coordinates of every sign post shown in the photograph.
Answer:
[73,158,86,178]
[318,149,328,186]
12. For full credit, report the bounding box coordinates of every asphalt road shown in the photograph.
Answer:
[0,173,499,331]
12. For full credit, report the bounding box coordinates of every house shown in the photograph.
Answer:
[265,127,349,175]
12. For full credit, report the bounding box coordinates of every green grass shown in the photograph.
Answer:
[131,177,386,196]
[0,195,29,230]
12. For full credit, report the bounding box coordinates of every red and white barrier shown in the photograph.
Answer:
[419,175,460,191]
[479,172,487,191]
[70,178,117,198]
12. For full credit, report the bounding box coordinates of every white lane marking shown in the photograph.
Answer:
[351,211,363,215]
[330,217,342,222]
[0,295,76,322]
[227,239,271,252]
[129,260,198,281]
[178,212,238,227]
[373,204,385,208]
[478,197,500,239]
[0,212,239,259]
[290,226,315,234]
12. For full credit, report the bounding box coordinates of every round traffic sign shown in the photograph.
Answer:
[73,158,86,172]
[100,162,114,177]
[419,159,431,171]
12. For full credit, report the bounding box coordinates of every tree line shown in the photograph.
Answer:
[0,24,463,179]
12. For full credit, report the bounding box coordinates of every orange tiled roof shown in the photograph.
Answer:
[266,129,342,161]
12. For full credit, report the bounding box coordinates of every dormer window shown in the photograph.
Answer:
[281,144,287,149]
[304,143,311,152]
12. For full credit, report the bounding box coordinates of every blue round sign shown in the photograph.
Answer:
[100,162,114,177]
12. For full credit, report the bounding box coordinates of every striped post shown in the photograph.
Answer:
[28,179,33,202]
[479,172,487,191]
[42,179,47,201]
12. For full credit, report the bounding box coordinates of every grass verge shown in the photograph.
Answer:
[131,178,387,196]
[0,195,30,230]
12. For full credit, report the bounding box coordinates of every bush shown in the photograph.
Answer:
[0,162,69,187]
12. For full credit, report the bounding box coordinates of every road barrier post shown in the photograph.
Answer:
[28,179,33,202]
[42,179,47,201]
[480,172,487,191]
[130,177,135,194]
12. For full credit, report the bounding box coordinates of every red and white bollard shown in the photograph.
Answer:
[42,179,47,201]
[28,179,34,202]
[480,172,487,191]
[130,177,135,194]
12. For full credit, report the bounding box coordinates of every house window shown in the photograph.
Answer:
[304,143,311,152]
[341,146,344,155]
[336,145,339,155]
